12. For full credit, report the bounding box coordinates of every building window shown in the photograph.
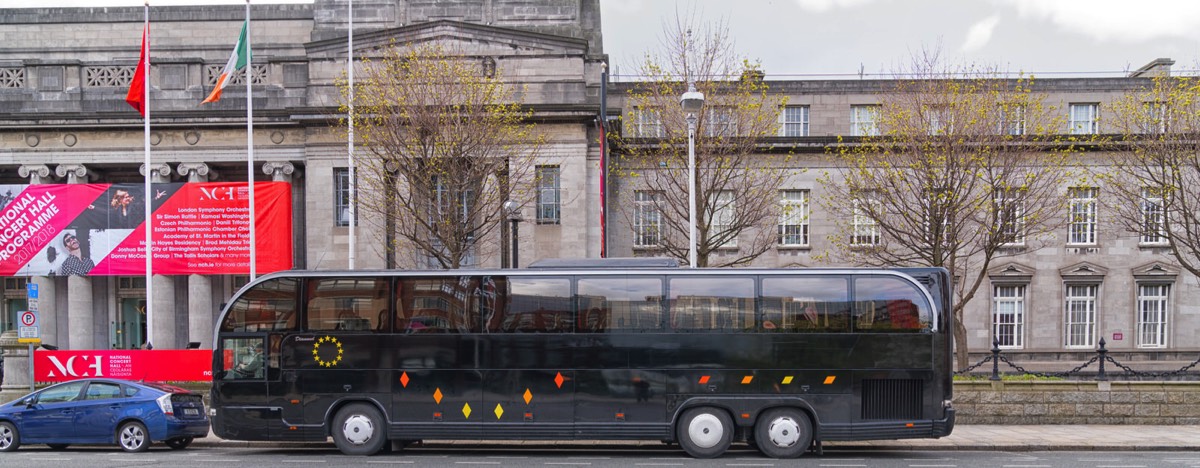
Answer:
[927,105,953,135]
[1064,283,1098,348]
[781,106,809,137]
[995,188,1025,245]
[334,168,354,227]
[633,191,661,247]
[1137,283,1169,348]
[779,190,809,246]
[851,105,880,137]
[711,190,737,248]
[1000,104,1025,135]
[631,107,663,138]
[1142,101,1168,134]
[1067,187,1098,245]
[706,106,736,137]
[851,191,880,246]
[993,284,1026,349]
[1141,187,1167,245]
[1068,103,1099,135]
[1,278,28,335]
[536,165,561,225]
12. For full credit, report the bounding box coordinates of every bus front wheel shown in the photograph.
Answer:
[676,407,733,459]
[754,408,812,459]
[332,403,388,456]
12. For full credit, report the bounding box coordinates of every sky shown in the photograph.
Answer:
[8,0,1200,79]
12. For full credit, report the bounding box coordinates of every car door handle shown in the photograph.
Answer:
[59,410,73,414]
[109,405,121,409]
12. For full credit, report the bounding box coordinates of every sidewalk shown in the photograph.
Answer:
[190,425,1200,451]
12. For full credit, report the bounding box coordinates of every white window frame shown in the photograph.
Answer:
[1064,283,1098,348]
[778,189,809,247]
[633,191,661,248]
[711,190,737,248]
[851,105,880,137]
[1142,101,1168,134]
[334,167,354,227]
[1069,103,1099,135]
[781,105,810,137]
[1067,187,1098,245]
[1000,104,1026,136]
[1140,187,1167,245]
[851,192,880,246]
[927,105,953,135]
[992,284,1026,349]
[536,165,561,225]
[706,106,736,138]
[632,107,663,138]
[1136,283,1170,348]
[995,188,1026,246]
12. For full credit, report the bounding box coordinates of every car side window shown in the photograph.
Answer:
[37,381,86,404]
[84,382,123,400]
[124,386,140,397]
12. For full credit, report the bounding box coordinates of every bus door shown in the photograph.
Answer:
[215,334,276,439]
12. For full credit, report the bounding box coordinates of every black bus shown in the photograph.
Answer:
[210,259,954,458]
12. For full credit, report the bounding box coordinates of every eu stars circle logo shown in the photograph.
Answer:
[312,335,344,367]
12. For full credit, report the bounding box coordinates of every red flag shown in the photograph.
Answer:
[125,23,148,117]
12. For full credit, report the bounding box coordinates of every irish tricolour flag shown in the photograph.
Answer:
[202,20,250,104]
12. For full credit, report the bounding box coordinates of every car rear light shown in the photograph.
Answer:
[156,393,174,416]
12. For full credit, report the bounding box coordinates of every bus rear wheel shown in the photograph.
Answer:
[332,403,388,456]
[754,408,812,459]
[676,407,733,459]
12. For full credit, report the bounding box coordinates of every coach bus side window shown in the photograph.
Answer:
[489,276,572,333]
[576,276,663,332]
[305,278,388,332]
[668,277,754,332]
[220,277,298,332]
[852,276,931,333]
[760,277,851,332]
[399,276,480,333]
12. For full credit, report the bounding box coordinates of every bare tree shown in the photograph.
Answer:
[821,51,1075,368]
[1105,74,1200,277]
[346,44,544,269]
[610,11,790,267]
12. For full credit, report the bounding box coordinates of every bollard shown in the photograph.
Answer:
[990,339,1002,381]
[1096,338,1108,381]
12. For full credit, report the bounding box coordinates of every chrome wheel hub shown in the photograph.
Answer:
[766,416,801,448]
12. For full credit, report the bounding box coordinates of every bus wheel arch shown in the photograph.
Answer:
[753,407,813,459]
[675,406,735,459]
[330,402,388,456]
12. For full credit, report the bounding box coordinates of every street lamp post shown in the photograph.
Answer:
[503,200,521,268]
[680,83,704,268]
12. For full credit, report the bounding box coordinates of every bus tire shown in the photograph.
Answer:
[754,408,812,459]
[676,407,733,459]
[332,403,388,456]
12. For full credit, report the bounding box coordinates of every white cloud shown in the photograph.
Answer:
[961,15,1000,52]
[793,0,878,13]
[998,0,1200,42]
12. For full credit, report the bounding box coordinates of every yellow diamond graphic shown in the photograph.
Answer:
[494,404,504,419]
[523,389,533,405]
[782,376,794,385]
[433,388,443,404]
[462,403,472,419]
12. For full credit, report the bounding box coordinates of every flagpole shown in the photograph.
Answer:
[245,0,257,281]
[347,0,356,270]
[142,0,154,349]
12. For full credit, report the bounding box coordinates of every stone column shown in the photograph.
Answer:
[18,165,57,349]
[262,161,295,182]
[56,164,92,350]
[0,330,32,404]
[143,163,176,349]
[178,163,213,349]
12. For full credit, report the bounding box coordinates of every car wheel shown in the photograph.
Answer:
[0,421,19,452]
[47,443,70,450]
[332,403,387,456]
[754,408,812,459]
[165,437,193,450]
[117,421,150,452]
[676,407,733,459]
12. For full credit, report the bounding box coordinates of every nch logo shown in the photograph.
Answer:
[199,186,238,201]
[44,355,104,378]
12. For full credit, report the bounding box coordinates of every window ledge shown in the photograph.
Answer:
[777,245,812,251]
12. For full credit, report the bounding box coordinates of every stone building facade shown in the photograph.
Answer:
[0,1,1196,366]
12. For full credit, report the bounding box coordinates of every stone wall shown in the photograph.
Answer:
[955,381,1200,424]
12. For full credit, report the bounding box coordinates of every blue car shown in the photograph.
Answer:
[0,378,209,452]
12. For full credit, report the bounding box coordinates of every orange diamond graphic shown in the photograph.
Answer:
[400,372,410,388]
[741,375,753,384]
[433,388,443,404]
[554,372,564,388]
[462,403,472,419]
[523,389,533,404]
[698,375,710,384]
[494,404,504,419]
[824,375,837,385]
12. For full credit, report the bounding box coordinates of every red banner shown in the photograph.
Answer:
[0,181,291,276]
[34,349,213,383]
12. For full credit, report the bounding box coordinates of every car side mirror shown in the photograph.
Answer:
[23,398,36,408]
